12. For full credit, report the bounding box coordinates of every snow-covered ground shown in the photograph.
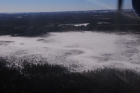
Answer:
[0,31,140,72]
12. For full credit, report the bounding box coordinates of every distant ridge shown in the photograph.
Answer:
[0,9,133,14]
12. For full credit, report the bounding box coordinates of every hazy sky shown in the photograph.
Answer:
[0,0,132,12]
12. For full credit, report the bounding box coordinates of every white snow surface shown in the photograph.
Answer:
[0,31,140,72]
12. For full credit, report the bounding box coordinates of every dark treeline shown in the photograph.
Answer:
[0,59,140,93]
[0,9,140,36]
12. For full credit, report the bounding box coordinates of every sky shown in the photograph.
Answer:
[0,0,132,13]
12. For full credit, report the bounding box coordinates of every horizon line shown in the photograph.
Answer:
[0,8,132,14]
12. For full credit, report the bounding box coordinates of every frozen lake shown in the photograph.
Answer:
[0,31,140,72]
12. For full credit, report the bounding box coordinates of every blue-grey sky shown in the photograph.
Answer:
[0,0,132,12]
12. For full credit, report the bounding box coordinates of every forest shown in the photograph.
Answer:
[0,58,140,93]
[0,9,140,36]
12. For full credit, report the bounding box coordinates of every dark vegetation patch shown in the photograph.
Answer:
[0,41,14,45]
[0,58,140,93]
[37,39,45,41]
[64,50,84,56]
[36,38,55,43]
